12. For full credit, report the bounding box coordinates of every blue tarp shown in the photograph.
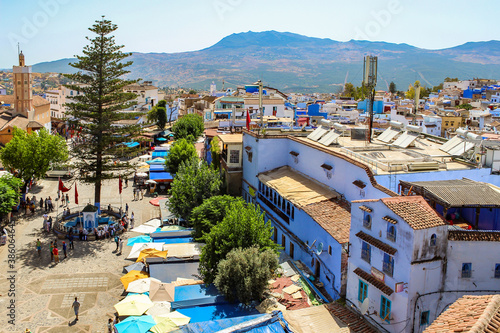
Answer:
[152,151,169,158]
[174,314,265,332]
[175,284,219,302]
[176,304,260,324]
[123,142,140,148]
[149,164,166,172]
[153,237,193,244]
[149,172,173,181]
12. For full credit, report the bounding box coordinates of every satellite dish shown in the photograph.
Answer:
[316,242,324,255]
[361,297,370,315]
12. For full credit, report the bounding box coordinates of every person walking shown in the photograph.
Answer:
[53,246,59,264]
[125,178,128,188]
[114,235,119,251]
[50,241,54,262]
[130,212,135,229]
[61,195,65,206]
[125,203,129,214]
[39,198,43,210]
[72,297,80,321]
[66,193,70,206]
[68,233,74,250]
[44,198,48,212]
[107,318,114,333]
[118,238,123,255]
[36,239,41,257]
[62,241,67,258]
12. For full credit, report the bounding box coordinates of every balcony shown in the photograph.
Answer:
[258,193,290,224]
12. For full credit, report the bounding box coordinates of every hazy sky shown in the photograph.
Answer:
[0,0,498,68]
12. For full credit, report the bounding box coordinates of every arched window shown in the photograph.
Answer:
[430,234,437,247]
[387,225,396,242]
[363,214,372,229]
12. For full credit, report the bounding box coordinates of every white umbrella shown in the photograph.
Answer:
[139,154,152,161]
[145,179,157,184]
[127,243,165,259]
[136,172,148,177]
[145,301,171,317]
[145,218,162,228]
[131,224,158,234]
[127,277,162,293]
[155,311,191,326]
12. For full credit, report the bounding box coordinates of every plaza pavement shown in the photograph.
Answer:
[0,169,162,332]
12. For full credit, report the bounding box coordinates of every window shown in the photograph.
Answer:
[229,150,239,164]
[462,263,472,278]
[380,296,392,323]
[273,227,278,243]
[363,214,372,229]
[358,280,368,302]
[289,242,294,259]
[247,152,253,162]
[291,206,294,220]
[420,311,430,326]
[328,245,332,256]
[281,235,286,249]
[361,242,371,263]
[387,225,396,242]
[383,253,394,277]
[430,234,437,247]
[495,264,500,278]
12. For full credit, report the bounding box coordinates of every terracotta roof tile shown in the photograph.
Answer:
[326,302,378,333]
[359,205,372,213]
[303,199,351,244]
[448,230,500,242]
[355,231,397,255]
[381,196,446,230]
[383,216,398,224]
[353,267,394,296]
[424,295,500,333]
[33,95,49,107]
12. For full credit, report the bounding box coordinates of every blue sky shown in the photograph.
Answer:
[0,0,499,68]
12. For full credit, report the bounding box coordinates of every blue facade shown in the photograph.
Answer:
[307,104,327,118]
[357,100,384,114]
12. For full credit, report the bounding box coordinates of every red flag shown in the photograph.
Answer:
[246,109,251,130]
[74,182,79,205]
[58,177,70,193]
[119,176,122,194]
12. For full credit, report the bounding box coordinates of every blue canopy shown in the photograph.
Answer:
[152,151,169,158]
[123,142,140,148]
[149,164,166,172]
[149,172,173,181]
[156,137,167,142]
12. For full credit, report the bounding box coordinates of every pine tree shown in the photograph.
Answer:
[63,17,142,207]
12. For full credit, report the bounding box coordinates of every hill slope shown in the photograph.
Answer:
[32,31,500,93]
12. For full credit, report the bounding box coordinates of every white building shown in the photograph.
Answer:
[0,84,6,95]
[45,88,66,119]
[124,81,159,110]
[244,96,292,118]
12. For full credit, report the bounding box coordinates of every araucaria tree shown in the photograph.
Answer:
[64,18,142,207]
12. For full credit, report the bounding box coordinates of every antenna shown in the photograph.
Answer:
[17,43,20,56]
[360,297,370,315]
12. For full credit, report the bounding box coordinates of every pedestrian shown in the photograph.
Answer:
[130,212,135,229]
[141,188,144,200]
[113,316,119,333]
[72,297,80,321]
[50,241,54,262]
[114,235,119,251]
[133,188,137,201]
[118,238,123,255]
[44,198,48,212]
[66,193,69,206]
[36,239,41,257]
[63,241,67,258]
[125,203,129,214]
[48,216,53,231]
[108,318,113,333]
[43,213,48,229]
[61,195,65,206]
[68,233,74,250]
[125,178,128,187]
[53,246,59,263]
[39,198,43,210]
[48,197,53,211]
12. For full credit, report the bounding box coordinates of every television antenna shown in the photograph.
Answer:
[360,297,370,315]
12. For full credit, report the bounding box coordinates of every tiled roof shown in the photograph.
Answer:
[326,302,378,333]
[353,267,394,296]
[358,205,372,213]
[424,295,500,333]
[448,230,500,242]
[355,231,397,255]
[381,196,446,230]
[400,179,500,208]
[33,96,49,107]
[303,199,351,244]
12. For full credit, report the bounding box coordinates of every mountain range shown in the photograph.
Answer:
[30,31,500,93]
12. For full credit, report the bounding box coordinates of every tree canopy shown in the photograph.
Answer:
[209,136,221,170]
[190,195,243,241]
[63,17,142,205]
[168,157,222,221]
[0,127,68,184]
[147,106,167,130]
[343,82,368,100]
[164,138,198,175]
[171,114,204,142]
[199,201,279,284]
[214,246,278,304]
[0,174,23,217]
[389,81,396,94]
[458,103,473,111]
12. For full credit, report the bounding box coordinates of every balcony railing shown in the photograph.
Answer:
[258,193,290,224]
[383,262,394,277]
[361,249,371,263]
[461,270,472,278]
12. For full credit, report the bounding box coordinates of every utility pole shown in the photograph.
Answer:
[363,56,378,143]
[258,80,263,129]
[413,81,420,126]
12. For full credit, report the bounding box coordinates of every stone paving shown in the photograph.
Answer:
[0,166,162,332]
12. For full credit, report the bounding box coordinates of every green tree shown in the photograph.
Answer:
[148,106,167,130]
[164,138,198,175]
[444,77,459,82]
[172,114,204,142]
[342,82,356,98]
[389,81,396,94]
[188,89,197,95]
[157,100,167,108]
[199,201,279,284]
[432,83,443,92]
[0,127,68,186]
[190,195,242,241]
[215,246,278,304]
[210,136,221,170]
[458,103,473,111]
[63,18,142,206]
[168,157,222,221]
[0,174,23,217]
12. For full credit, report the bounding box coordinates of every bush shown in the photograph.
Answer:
[215,246,278,304]
[164,139,197,175]
[172,114,204,141]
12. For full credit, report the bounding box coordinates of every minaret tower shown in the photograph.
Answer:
[13,51,33,117]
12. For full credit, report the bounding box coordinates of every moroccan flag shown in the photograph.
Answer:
[246,109,251,130]
[58,177,70,193]
[74,183,79,205]
[119,176,122,194]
